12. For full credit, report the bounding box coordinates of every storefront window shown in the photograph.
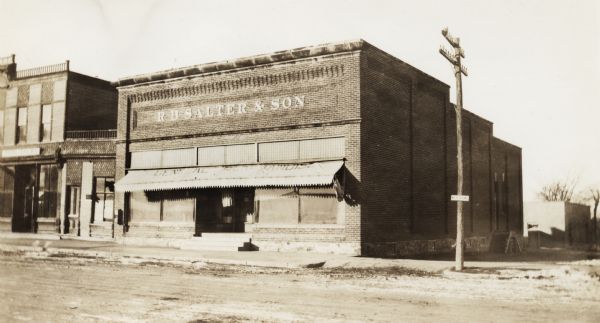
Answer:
[129,190,194,222]
[163,197,195,222]
[256,187,339,225]
[255,188,299,224]
[130,191,161,222]
[0,167,14,218]
[94,177,114,222]
[37,164,59,218]
[299,188,339,224]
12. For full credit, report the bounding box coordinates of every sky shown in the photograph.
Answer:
[1,0,599,202]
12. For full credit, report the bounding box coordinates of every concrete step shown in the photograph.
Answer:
[198,233,252,240]
[180,244,242,252]
[178,233,255,252]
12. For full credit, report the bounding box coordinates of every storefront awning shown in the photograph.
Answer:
[114,160,344,192]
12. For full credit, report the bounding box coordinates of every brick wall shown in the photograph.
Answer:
[358,44,519,257]
[471,118,493,233]
[492,137,523,233]
[66,73,117,131]
[412,84,447,237]
[124,59,357,141]
[123,222,195,239]
[66,158,115,185]
[359,46,450,247]
[359,48,412,244]
[446,110,494,237]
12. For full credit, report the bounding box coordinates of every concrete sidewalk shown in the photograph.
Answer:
[0,233,588,272]
[1,235,448,271]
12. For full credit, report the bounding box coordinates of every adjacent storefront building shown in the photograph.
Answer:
[113,40,523,256]
[0,55,117,238]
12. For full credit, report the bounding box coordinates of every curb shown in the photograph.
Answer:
[0,244,316,269]
[0,233,61,241]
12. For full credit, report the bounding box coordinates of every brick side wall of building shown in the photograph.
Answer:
[446,110,494,237]
[66,73,117,131]
[492,137,523,233]
[359,46,450,248]
[471,118,494,234]
[359,49,412,244]
[412,84,447,238]
[358,45,519,257]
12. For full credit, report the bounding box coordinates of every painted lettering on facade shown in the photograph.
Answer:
[139,95,305,125]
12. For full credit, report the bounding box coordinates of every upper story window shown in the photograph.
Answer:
[28,84,41,105]
[53,79,66,102]
[41,104,52,142]
[0,110,4,144]
[16,107,27,144]
[5,87,17,108]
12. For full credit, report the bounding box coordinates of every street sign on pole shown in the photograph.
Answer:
[451,195,470,202]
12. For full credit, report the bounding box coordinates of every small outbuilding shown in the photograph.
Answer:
[524,201,591,248]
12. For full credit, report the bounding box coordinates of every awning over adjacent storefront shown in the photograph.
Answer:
[114,160,344,192]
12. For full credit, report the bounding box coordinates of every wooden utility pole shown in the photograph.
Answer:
[440,27,468,271]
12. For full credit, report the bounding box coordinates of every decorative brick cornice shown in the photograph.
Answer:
[115,39,366,87]
[128,64,345,103]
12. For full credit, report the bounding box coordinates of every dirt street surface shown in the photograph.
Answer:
[1,252,599,322]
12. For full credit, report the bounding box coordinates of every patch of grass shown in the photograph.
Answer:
[317,266,437,278]
[187,314,247,323]
[305,261,326,268]
[48,253,99,259]
[138,261,173,267]
[0,250,26,257]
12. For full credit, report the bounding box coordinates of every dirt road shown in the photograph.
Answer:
[0,254,599,322]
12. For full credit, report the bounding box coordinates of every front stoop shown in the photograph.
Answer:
[178,233,256,251]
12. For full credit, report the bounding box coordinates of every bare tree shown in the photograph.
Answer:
[538,180,578,202]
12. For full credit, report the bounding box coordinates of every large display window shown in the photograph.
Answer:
[37,164,59,218]
[255,187,340,225]
[129,190,194,222]
[128,186,342,228]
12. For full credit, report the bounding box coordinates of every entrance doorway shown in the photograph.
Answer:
[195,188,254,235]
[12,166,36,233]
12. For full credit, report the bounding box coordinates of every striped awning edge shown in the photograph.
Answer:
[114,160,344,192]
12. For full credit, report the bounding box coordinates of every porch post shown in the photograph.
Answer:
[58,165,67,234]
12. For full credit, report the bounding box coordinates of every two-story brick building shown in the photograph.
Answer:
[0,55,117,238]
[112,40,523,256]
